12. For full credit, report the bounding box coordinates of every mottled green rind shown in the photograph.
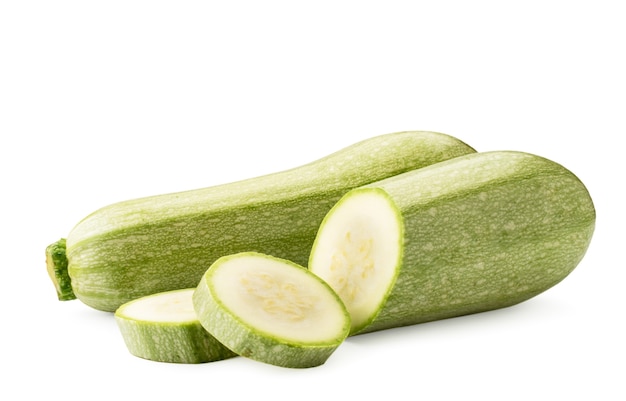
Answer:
[192,252,350,369]
[45,239,76,301]
[338,151,596,335]
[59,131,475,312]
[115,290,237,364]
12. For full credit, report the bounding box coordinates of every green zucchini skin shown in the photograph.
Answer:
[54,131,475,312]
[334,151,595,335]
[46,239,74,301]
[116,319,236,364]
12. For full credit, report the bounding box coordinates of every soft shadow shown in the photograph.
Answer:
[345,295,571,346]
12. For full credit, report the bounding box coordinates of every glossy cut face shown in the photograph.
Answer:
[309,189,402,333]
[209,254,350,343]
[117,289,197,323]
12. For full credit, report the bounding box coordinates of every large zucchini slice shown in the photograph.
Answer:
[192,252,350,368]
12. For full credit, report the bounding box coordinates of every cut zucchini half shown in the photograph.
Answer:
[193,252,351,369]
[115,288,237,364]
[310,151,595,335]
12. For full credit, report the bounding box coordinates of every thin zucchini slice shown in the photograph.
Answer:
[115,289,236,364]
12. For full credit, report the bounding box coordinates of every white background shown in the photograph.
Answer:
[2,1,624,400]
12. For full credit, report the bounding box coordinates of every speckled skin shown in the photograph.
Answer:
[115,315,237,364]
[45,239,74,300]
[50,131,476,312]
[317,151,596,335]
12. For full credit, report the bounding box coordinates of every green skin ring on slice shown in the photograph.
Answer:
[309,151,596,335]
[193,252,351,369]
[115,288,237,364]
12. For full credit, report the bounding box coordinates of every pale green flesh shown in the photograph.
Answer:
[117,288,197,323]
[115,289,236,364]
[192,252,350,368]
[61,131,476,311]
[309,151,596,335]
[308,190,402,333]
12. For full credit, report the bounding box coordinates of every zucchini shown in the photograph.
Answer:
[309,151,595,335]
[47,131,476,312]
[115,288,237,363]
[192,252,350,368]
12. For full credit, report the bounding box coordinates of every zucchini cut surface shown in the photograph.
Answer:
[308,190,402,333]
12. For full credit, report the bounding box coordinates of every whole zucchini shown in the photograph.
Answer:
[309,151,596,335]
[46,131,475,312]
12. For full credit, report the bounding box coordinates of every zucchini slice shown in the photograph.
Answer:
[193,252,351,368]
[309,151,595,335]
[115,288,236,364]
